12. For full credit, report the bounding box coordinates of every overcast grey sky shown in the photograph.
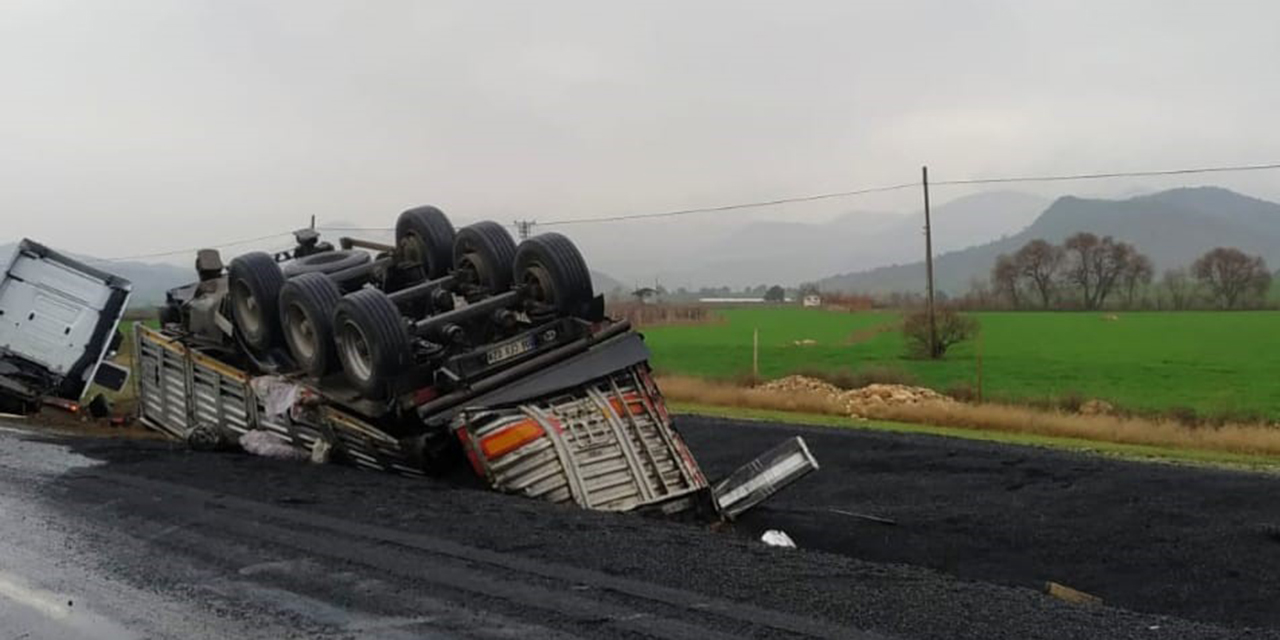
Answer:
[3,0,1279,282]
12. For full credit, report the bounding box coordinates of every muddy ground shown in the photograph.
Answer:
[9,414,1280,639]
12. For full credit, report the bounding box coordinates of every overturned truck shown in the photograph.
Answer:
[137,207,815,518]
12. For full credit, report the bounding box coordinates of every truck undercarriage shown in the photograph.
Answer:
[135,206,817,518]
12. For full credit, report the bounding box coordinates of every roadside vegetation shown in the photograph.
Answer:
[644,306,1280,419]
[659,376,1280,466]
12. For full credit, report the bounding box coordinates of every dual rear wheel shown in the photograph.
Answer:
[227,210,595,400]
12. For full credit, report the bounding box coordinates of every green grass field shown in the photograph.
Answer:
[643,307,1280,418]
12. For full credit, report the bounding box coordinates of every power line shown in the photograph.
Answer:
[78,159,1280,260]
[537,182,919,227]
[86,231,295,263]
[931,161,1280,186]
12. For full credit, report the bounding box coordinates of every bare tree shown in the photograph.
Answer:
[1190,247,1272,309]
[1120,253,1154,308]
[1013,239,1063,309]
[903,306,979,359]
[1063,232,1100,307]
[1160,268,1195,310]
[990,254,1021,308]
[1063,233,1144,309]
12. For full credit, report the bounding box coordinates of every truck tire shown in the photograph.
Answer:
[279,273,343,377]
[514,233,594,317]
[228,252,286,351]
[453,221,517,293]
[333,288,412,399]
[395,206,455,282]
[283,250,371,277]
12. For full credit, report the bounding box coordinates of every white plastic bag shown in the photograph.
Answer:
[240,430,307,461]
[250,376,303,419]
[761,529,796,548]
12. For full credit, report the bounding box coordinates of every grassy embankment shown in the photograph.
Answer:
[644,306,1280,467]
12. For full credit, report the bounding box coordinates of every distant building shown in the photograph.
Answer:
[802,294,822,308]
[697,297,767,304]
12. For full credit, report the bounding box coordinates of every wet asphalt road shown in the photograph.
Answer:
[0,422,872,640]
[1,417,1277,640]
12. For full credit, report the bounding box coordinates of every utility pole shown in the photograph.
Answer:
[514,220,537,240]
[922,166,938,359]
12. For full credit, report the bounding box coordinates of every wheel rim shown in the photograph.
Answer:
[399,233,427,268]
[231,279,262,338]
[457,250,485,287]
[521,262,555,306]
[338,319,374,383]
[285,302,317,363]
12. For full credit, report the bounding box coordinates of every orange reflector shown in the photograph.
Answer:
[479,420,545,460]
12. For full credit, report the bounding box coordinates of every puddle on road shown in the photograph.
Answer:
[0,423,105,476]
[0,570,138,640]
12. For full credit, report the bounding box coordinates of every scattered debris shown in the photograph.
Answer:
[761,529,797,548]
[240,430,308,461]
[828,508,897,526]
[1045,581,1102,606]
[791,339,818,347]
[187,424,226,452]
[309,439,333,464]
[87,394,111,418]
[1079,399,1116,416]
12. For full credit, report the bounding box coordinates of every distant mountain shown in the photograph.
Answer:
[817,187,1280,294]
[1,239,624,308]
[671,191,1048,288]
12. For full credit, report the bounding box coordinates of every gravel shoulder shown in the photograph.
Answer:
[679,414,1280,631]
[20,415,1278,640]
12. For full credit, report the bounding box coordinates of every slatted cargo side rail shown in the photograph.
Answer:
[481,365,709,512]
[134,324,417,473]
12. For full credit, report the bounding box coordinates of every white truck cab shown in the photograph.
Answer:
[0,239,132,411]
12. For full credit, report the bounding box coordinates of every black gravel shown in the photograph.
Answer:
[37,415,1280,640]
[681,416,1280,630]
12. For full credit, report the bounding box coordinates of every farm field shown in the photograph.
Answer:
[641,306,1280,418]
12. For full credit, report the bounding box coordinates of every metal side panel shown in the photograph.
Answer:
[469,364,711,514]
[135,326,420,476]
[711,436,819,520]
[135,325,194,439]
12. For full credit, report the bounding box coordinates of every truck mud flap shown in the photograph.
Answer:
[711,436,819,520]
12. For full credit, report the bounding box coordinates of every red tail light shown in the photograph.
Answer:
[479,420,545,460]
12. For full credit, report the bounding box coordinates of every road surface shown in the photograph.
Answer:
[0,418,1271,639]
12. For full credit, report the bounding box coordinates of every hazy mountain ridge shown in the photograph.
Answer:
[647,191,1048,288]
[0,241,194,306]
[1,239,624,307]
[816,187,1280,294]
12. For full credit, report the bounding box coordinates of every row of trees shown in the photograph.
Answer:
[989,234,1272,310]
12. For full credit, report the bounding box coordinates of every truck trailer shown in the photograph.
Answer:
[134,207,816,518]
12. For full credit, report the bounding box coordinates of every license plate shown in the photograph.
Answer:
[486,336,535,364]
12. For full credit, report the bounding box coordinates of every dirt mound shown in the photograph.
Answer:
[838,383,952,417]
[757,376,951,418]
[756,375,841,396]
